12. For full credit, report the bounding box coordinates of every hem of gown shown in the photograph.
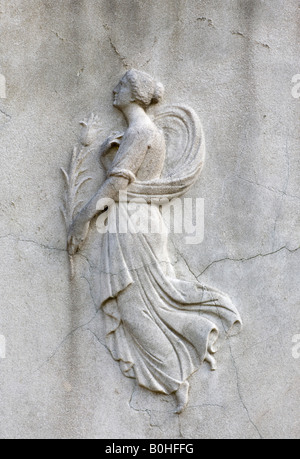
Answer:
[102,292,223,395]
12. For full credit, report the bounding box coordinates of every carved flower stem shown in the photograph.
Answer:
[61,114,102,279]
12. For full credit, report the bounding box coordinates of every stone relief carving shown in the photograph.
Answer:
[62,70,242,414]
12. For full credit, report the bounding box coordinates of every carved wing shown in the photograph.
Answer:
[155,104,205,179]
[127,104,205,200]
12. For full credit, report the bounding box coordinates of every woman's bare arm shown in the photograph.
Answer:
[67,175,128,255]
[78,175,128,223]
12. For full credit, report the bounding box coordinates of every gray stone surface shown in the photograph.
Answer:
[0,0,299,439]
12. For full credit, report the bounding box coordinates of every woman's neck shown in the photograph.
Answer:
[121,103,150,127]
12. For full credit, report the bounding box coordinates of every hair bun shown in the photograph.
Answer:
[152,82,165,104]
[124,69,164,107]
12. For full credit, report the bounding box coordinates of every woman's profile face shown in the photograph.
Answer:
[113,76,133,109]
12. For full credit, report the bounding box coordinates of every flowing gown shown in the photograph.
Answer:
[98,124,242,395]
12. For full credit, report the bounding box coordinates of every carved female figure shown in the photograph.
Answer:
[67,70,242,413]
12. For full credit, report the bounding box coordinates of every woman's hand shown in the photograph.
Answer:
[67,215,90,256]
[109,131,124,147]
[100,132,124,156]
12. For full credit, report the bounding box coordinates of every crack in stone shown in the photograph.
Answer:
[198,245,300,277]
[78,251,175,279]
[129,385,178,433]
[237,175,300,201]
[109,37,129,68]
[197,17,215,28]
[180,256,198,280]
[255,41,270,49]
[34,310,100,373]
[187,403,225,410]
[103,24,130,69]
[0,108,11,120]
[19,238,66,252]
[140,37,158,69]
[175,249,198,281]
[213,308,263,439]
[231,31,246,38]
[129,384,152,419]
[169,238,199,281]
[231,30,270,49]
[86,328,110,354]
[51,30,77,47]
[272,136,291,249]
[228,341,263,439]
[194,16,271,50]
[80,275,99,310]
[235,331,281,359]
[0,233,67,253]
